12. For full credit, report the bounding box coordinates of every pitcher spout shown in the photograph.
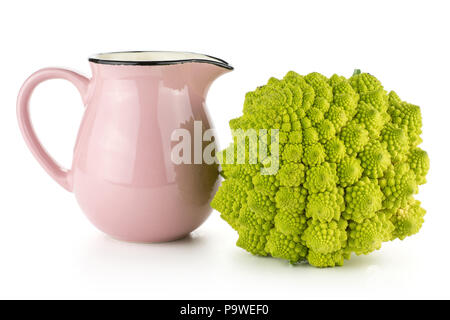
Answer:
[189,59,233,97]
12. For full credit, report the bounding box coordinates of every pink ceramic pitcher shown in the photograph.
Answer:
[17,51,232,242]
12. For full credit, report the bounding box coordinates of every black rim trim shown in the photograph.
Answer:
[88,51,233,70]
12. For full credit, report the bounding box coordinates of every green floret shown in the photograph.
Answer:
[333,79,356,95]
[236,205,272,256]
[278,131,288,144]
[265,229,308,263]
[306,107,324,125]
[302,143,326,167]
[324,137,346,163]
[343,177,383,222]
[268,77,303,109]
[353,102,386,138]
[276,163,305,187]
[217,145,260,180]
[349,72,383,93]
[252,174,278,196]
[302,219,348,254]
[340,122,369,155]
[243,80,292,114]
[274,209,308,235]
[313,97,330,113]
[238,205,272,231]
[388,100,423,147]
[307,249,349,268]
[281,143,303,163]
[325,105,349,132]
[305,72,329,84]
[212,70,429,267]
[288,130,302,144]
[305,72,333,102]
[306,187,345,222]
[231,103,284,131]
[283,71,315,110]
[347,213,394,255]
[329,74,347,88]
[302,127,319,146]
[380,123,409,162]
[407,148,430,185]
[275,187,307,213]
[379,162,418,211]
[359,89,389,113]
[299,109,312,129]
[304,162,338,193]
[236,229,269,256]
[316,119,336,143]
[388,91,401,105]
[336,156,363,187]
[333,93,359,118]
[391,199,426,240]
[247,189,277,221]
[358,140,391,179]
[211,178,251,230]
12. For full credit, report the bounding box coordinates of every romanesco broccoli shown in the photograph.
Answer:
[211,70,429,267]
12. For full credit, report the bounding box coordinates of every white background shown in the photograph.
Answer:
[1,0,449,299]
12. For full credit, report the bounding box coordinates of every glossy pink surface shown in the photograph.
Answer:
[17,56,231,242]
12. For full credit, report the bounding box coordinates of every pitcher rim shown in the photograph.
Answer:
[89,51,233,70]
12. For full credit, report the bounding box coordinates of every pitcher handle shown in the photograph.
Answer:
[17,68,90,192]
